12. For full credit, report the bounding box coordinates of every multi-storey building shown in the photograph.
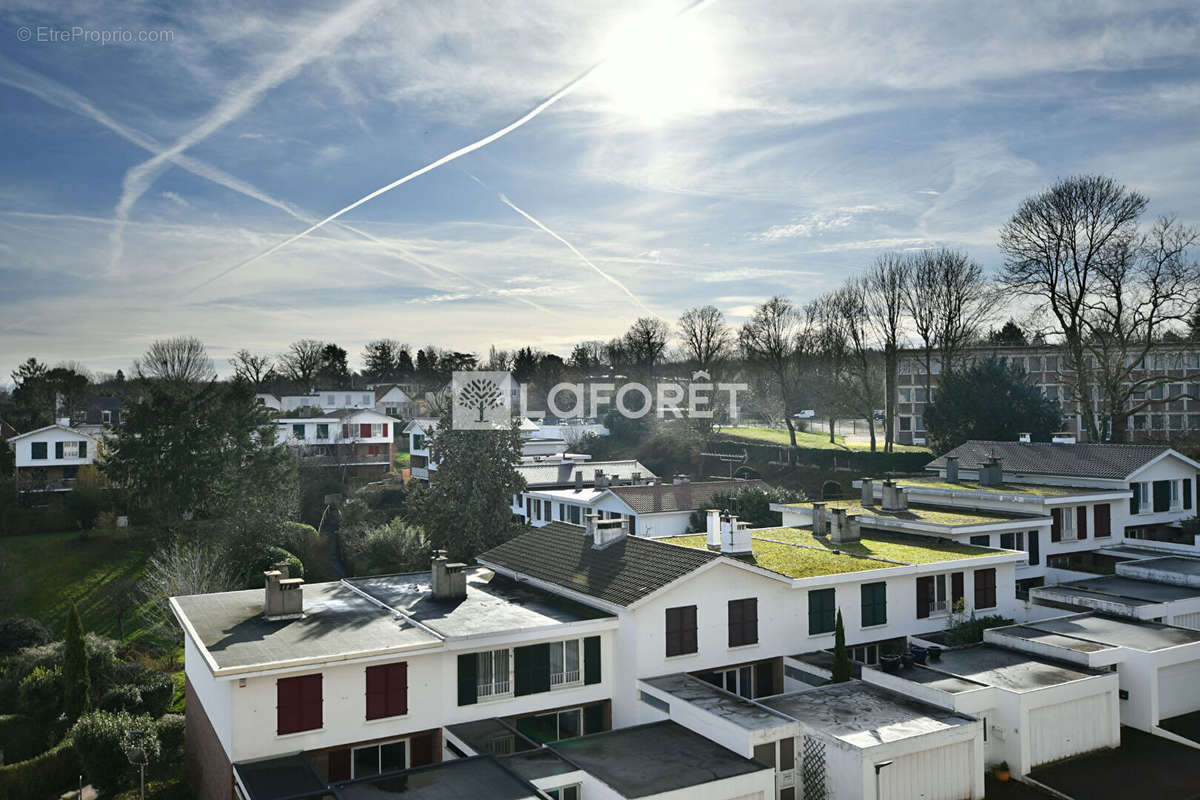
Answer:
[895,342,1200,445]
[273,408,396,476]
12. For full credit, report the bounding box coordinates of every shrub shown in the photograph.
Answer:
[18,666,63,720]
[156,713,185,763]
[71,710,160,792]
[342,519,429,575]
[0,713,53,764]
[62,603,91,720]
[136,670,174,718]
[248,546,305,588]
[687,485,806,532]
[98,684,144,713]
[945,612,1014,646]
[0,617,53,655]
[0,736,77,800]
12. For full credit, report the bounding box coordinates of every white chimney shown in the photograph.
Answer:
[431,550,467,601]
[263,562,304,621]
[721,516,752,554]
[705,508,722,549]
[1018,432,1031,444]
[57,417,71,427]
[880,481,908,511]
[860,479,874,506]
[585,513,599,539]
[593,517,627,548]
[1052,432,1076,444]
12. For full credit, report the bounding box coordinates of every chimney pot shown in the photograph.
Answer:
[1018,432,1031,444]
[574,470,583,492]
[263,568,304,621]
[811,502,827,536]
[860,478,874,506]
[706,508,722,550]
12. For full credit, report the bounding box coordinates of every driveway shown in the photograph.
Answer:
[1030,727,1200,800]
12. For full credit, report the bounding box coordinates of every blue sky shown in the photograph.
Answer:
[2,0,1199,378]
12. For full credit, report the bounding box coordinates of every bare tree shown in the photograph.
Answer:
[903,251,941,403]
[830,282,884,450]
[739,296,810,449]
[135,336,216,384]
[279,339,324,388]
[931,249,994,371]
[231,349,274,389]
[139,539,237,634]
[998,175,1166,441]
[678,305,732,372]
[623,317,671,374]
[864,253,909,452]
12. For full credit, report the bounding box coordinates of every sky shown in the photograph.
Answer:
[2,0,1199,379]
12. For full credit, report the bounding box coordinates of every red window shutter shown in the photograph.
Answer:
[300,674,322,732]
[342,424,350,439]
[1095,504,1111,537]
[277,677,299,735]
[365,665,388,720]
[328,748,351,781]
[1050,508,1062,542]
[391,663,408,717]
[1076,506,1088,539]
[382,423,389,438]
[410,731,434,767]
[361,423,372,438]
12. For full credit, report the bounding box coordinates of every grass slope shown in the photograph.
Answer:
[719,426,930,453]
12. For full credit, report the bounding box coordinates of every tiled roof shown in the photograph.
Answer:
[514,459,655,488]
[477,522,719,607]
[609,479,769,514]
[926,440,1175,480]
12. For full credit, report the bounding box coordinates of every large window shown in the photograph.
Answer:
[30,441,47,460]
[291,424,305,439]
[517,707,582,743]
[1153,480,1171,513]
[665,605,698,656]
[459,637,599,706]
[860,582,887,627]
[365,662,408,720]
[352,739,407,778]
[974,568,997,610]
[808,588,835,635]
[999,532,1025,551]
[477,649,512,699]
[545,785,581,800]
[710,665,755,699]
[276,674,322,735]
[728,598,758,647]
[550,640,581,687]
[316,423,329,440]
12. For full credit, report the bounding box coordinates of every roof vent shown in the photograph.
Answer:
[263,562,304,621]
[431,550,467,601]
[1052,432,1076,444]
[944,456,959,482]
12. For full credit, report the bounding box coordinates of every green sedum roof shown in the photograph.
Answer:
[783,499,1036,527]
[895,477,1113,498]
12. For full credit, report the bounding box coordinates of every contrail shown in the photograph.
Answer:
[189,0,718,294]
[108,0,388,270]
[498,193,650,314]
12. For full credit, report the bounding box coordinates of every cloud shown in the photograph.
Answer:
[755,205,886,241]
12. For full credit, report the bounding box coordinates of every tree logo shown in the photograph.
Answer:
[452,371,513,430]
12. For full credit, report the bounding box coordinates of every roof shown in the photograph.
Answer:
[609,479,769,514]
[995,613,1200,652]
[1031,575,1200,606]
[889,645,1102,692]
[402,418,439,434]
[548,721,768,798]
[927,440,1180,480]
[477,522,720,607]
[760,681,976,748]
[335,757,543,800]
[345,568,613,638]
[894,476,1121,499]
[7,423,100,442]
[324,407,394,421]
[445,718,538,757]
[514,459,655,488]
[784,499,1042,528]
[641,673,794,732]
[658,526,1007,580]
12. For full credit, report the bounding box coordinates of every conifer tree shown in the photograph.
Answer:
[63,601,91,719]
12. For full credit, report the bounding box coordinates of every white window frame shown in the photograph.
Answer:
[351,737,409,778]
[545,784,582,800]
[850,644,880,665]
[1138,482,1151,514]
[713,665,755,699]
[62,441,79,459]
[550,639,582,688]
[363,393,372,405]
[1171,480,1182,510]
[477,649,512,700]
[932,574,949,615]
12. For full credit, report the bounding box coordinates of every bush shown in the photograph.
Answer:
[249,546,304,588]
[342,519,429,575]
[687,485,806,532]
[136,670,174,718]
[945,612,1014,646]
[98,683,144,713]
[97,663,173,717]
[0,736,77,800]
[156,713,185,763]
[0,617,54,655]
[18,666,63,720]
[71,710,160,792]
[1,634,120,710]
[0,713,54,763]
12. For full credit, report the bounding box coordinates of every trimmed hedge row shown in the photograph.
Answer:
[0,737,76,800]
[713,439,931,474]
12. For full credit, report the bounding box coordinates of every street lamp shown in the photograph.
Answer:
[123,730,149,800]
[874,760,894,800]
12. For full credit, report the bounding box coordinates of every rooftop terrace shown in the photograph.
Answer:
[658,526,1008,580]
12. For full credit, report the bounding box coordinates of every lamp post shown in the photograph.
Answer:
[874,760,894,800]
[123,730,148,800]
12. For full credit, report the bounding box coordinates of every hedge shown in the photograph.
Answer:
[712,439,931,474]
[0,737,76,800]
[0,713,54,763]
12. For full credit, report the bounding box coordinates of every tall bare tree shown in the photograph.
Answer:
[622,317,671,378]
[135,336,216,384]
[231,349,274,389]
[864,253,909,452]
[280,339,324,388]
[678,305,732,372]
[902,251,941,403]
[739,297,810,449]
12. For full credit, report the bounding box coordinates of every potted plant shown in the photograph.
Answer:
[880,654,901,674]
[911,645,928,664]
[900,651,915,669]
[993,761,1011,782]
[927,645,942,662]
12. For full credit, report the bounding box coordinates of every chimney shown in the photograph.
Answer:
[811,502,827,536]
[431,550,467,601]
[574,470,584,492]
[631,472,641,484]
[263,562,304,621]
[1052,432,1076,444]
[57,417,71,427]
[706,508,722,550]
[829,507,846,541]
[944,456,959,482]
[1018,432,1031,444]
[594,469,608,489]
[831,512,861,544]
[721,516,752,554]
[585,513,599,539]
[593,517,627,548]
[979,456,1004,486]
[880,481,908,511]
[673,474,688,485]
[860,478,874,506]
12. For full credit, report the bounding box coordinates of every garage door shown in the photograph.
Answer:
[879,740,974,800]
[1159,660,1200,719]
[1029,693,1114,767]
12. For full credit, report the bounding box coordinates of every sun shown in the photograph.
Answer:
[591,6,723,125]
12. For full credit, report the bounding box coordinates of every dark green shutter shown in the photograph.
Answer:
[78,441,86,458]
[457,653,477,706]
[1153,480,1171,512]
[1130,484,1140,515]
[55,442,63,458]
[514,643,551,696]
[583,703,605,734]
[584,636,601,685]
[1184,479,1193,511]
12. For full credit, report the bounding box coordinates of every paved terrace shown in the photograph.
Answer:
[658,526,1010,579]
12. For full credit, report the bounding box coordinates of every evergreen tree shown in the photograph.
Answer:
[397,349,415,377]
[63,601,91,719]
[831,610,851,683]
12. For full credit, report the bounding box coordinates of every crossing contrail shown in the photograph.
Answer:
[498,193,650,314]
[189,0,718,294]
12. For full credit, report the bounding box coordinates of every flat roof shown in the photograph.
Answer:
[337,756,542,800]
[1125,556,1200,578]
[641,673,794,732]
[1033,576,1200,606]
[894,476,1119,498]
[760,681,975,748]
[784,499,1042,528]
[500,748,579,783]
[445,718,538,756]
[549,721,768,798]
[902,645,1100,692]
[174,581,440,673]
[347,568,614,638]
[234,754,326,800]
[1005,614,1200,652]
[658,526,1007,580]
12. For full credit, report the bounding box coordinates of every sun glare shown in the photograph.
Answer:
[593,7,723,125]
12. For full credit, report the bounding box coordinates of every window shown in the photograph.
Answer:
[346,394,353,405]
[709,665,755,699]
[1171,480,1182,510]
[371,423,386,438]
[546,785,582,800]
[30,441,47,460]
[59,441,79,459]
[476,649,512,699]
[850,644,880,665]
[365,663,408,720]
[276,674,322,735]
[558,503,567,521]
[666,605,698,656]
[916,575,946,619]
[363,394,372,405]
[550,640,581,687]
[1185,479,1193,512]
[412,434,425,450]
[999,532,1024,551]
[914,388,928,403]
[899,360,911,375]
[861,582,887,627]
[728,598,758,647]
[1028,530,1040,564]
[291,424,305,439]
[899,417,912,432]
[316,424,329,440]
[543,501,552,522]
[914,416,925,431]
[569,505,581,525]
[326,394,336,405]
[969,534,990,547]
[352,739,407,778]
[899,388,912,403]
[517,707,583,743]
[974,568,997,610]
[102,409,112,423]
[808,588,836,634]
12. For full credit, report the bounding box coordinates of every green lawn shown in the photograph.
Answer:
[718,426,930,453]
[3,527,159,640]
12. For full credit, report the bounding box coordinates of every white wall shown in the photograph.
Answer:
[185,637,234,757]
[12,426,97,468]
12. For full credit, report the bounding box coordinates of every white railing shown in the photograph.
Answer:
[551,670,580,687]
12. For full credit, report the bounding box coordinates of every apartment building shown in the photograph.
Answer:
[895,342,1200,445]
[404,417,570,484]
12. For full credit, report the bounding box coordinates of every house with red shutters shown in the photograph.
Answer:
[273,407,395,476]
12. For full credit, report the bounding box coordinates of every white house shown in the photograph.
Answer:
[404,417,570,484]
[7,422,101,494]
[274,408,395,475]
